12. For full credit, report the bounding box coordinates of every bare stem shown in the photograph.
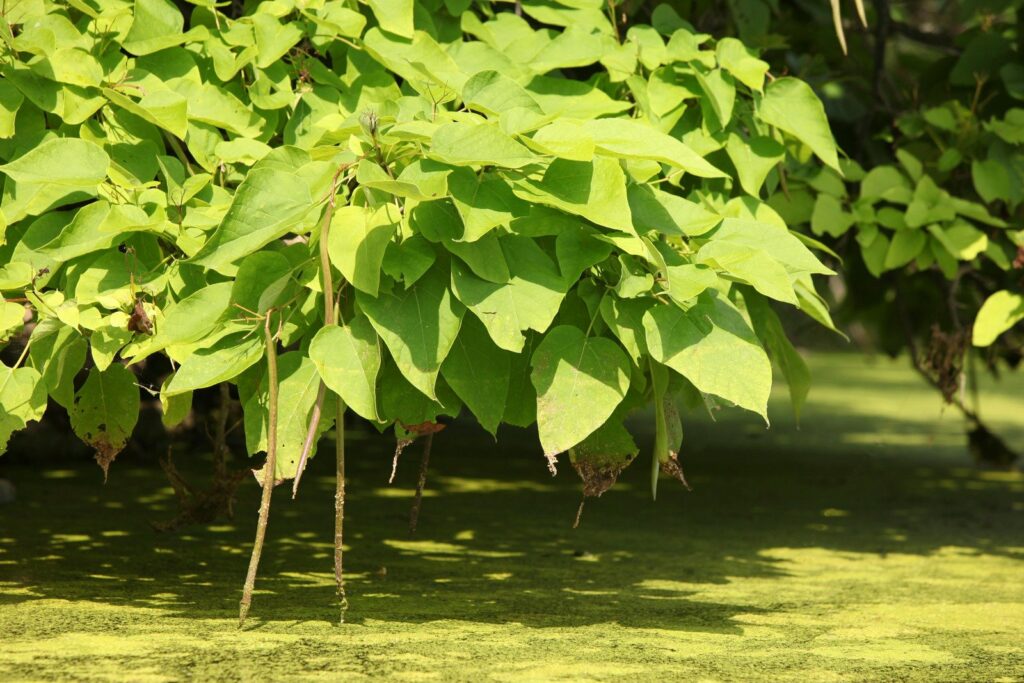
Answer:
[291,385,325,499]
[334,398,348,623]
[408,433,433,534]
[238,316,280,628]
[292,167,345,498]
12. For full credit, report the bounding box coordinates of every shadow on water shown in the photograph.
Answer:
[0,352,1021,634]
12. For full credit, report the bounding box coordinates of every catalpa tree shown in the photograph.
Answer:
[0,0,839,622]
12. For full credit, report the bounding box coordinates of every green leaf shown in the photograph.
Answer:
[696,239,796,304]
[123,0,189,55]
[725,133,784,196]
[189,168,312,273]
[695,67,736,130]
[244,353,334,480]
[665,264,719,305]
[503,334,537,427]
[525,75,631,119]
[757,77,839,171]
[643,294,772,420]
[708,218,834,276]
[328,204,398,296]
[530,326,631,458]
[627,185,722,237]
[0,80,23,138]
[0,365,47,454]
[743,288,810,421]
[159,377,191,429]
[252,15,304,69]
[512,158,633,231]
[583,118,726,178]
[555,225,614,284]
[716,38,769,91]
[927,222,988,261]
[614,255,654,298]
[28,319,87,408]
[446,232,510,284]
[69,364,139,475]
[231,251,294,315]
[531,24,609,73]
[383,236,436,287]
[39,201,154,262]
[359,263,464,400]
[132,282,233,362]
[447,170,528,242]
[309,315,382,422]
[431,122,536,168]
[103,88,188,139]
[0,301,23,342]
[451,236,567,352]
[90,313,134,371]
[883,229,928,270]
[164,332,265,396]
[599,295,651,364]
[176,81,264,138]
[441,315,510,435]
[377,358,461,426]
[0,137,108,188]
[463,70,545,126]
[810,194,855,238]
[973,291,1024,347]
[972,159,1012,204]
[366,0,414,38]
[35,48,104,88]
[529,119,596,161]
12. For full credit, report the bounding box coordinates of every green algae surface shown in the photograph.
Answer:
[0,353,1022,682]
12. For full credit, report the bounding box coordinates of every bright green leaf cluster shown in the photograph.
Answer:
[0,0,838,497]
[784,98,1023,354]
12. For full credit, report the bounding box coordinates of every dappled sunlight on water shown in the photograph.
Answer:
[0,353,1022,679]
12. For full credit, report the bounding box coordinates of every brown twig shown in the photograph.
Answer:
[238,314,280,628]
[408,433,434,534]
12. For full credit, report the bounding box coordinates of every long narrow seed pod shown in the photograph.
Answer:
[334,398,348,623]
[238,315,280,628]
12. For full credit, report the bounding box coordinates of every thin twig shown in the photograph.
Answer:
[292,165,346,498]
[238,315,280,628]
[334,398,348,623]
[408,433,434,534]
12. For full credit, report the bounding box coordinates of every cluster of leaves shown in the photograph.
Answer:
[0,0,840,501]
[765,1,1024,399]
[796,103,1023,346]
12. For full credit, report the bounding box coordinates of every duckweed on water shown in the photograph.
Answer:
[0,354,1022,681]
